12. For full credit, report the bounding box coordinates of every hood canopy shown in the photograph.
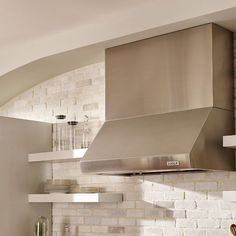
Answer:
[81,24,234,175]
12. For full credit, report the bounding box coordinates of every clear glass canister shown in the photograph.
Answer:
[81,115,90,149]
[67,121,78,150]
[54,114,66,151]
[35,216,48,236]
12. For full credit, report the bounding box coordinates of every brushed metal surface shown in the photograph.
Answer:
[212,24,234,111]
[190,108,235,170]
[81,154,191,175]
[106,24,212,120]
[81,108,235,174]
[81,23,234,175]
[105,24,233,121]
[82,108,210,161]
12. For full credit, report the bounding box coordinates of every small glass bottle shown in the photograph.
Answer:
[81,115,90,149]
[64,224,70,236]
[67,120,78,150]
[35,216,48,236]
[55,114,66,151]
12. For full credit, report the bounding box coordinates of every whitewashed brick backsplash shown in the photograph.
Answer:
[0,34,235,236]
[0,63,105,123]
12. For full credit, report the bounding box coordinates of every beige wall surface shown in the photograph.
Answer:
[0,116,52,236]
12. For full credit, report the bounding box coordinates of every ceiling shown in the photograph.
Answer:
[1,0,236,106]
[1,0,236,77]
[0,0,143,46]
[0,45,104,106]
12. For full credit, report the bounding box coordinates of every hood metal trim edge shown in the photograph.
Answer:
[81,153,191,175]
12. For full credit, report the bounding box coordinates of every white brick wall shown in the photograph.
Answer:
[0,63,105,123]
[0,33,236,236]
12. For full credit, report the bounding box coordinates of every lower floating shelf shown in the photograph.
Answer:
[28,193,123,203]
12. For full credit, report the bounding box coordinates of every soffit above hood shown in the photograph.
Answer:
[80,23,235,175]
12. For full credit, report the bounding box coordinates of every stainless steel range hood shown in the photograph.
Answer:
[81,23,235,175]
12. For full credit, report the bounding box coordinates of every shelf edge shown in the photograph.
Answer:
[28,149,87,162]
[28,193,123,203]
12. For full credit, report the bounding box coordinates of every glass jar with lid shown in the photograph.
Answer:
[67,120,78,150]
[81,115,90,149]
[54,114,66,151]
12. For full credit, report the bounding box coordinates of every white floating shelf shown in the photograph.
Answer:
[28,149,87,162]
[223,191,236,201]
[223,135,236,148]
[28,193,123,203]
